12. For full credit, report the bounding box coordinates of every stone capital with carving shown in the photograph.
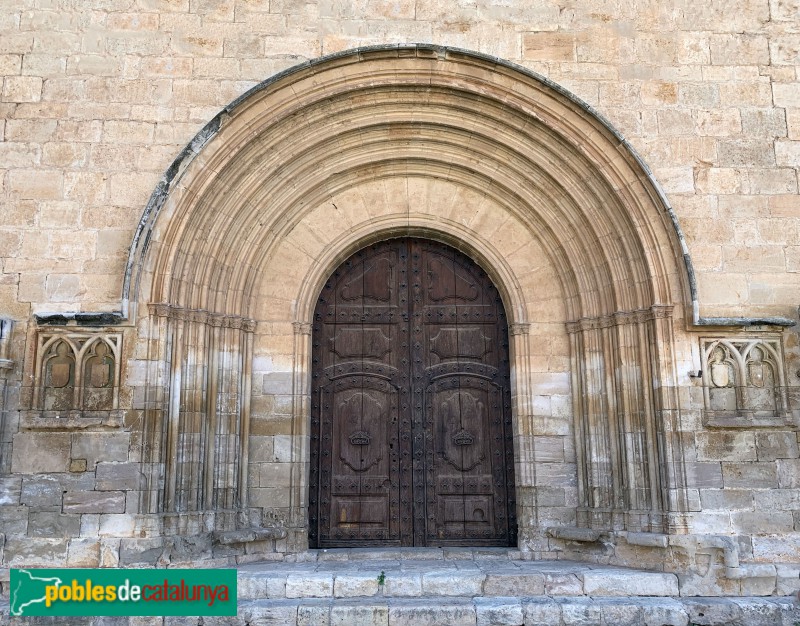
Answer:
[293,321,313,336]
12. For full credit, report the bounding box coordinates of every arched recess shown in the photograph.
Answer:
[128,45,692,542]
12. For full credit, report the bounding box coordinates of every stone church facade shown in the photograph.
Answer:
[0,0,799,599]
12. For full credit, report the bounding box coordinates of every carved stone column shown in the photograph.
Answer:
[0,319,14,473]
[567,306,685,534]
[287,321,312,549]
[507,322,537,535]
[140,305,256,529]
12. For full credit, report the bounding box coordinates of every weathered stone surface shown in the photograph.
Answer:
[0,476,22,505]
[20,476,66,508]
[596,599,645,626]
[28,511,81,537]
[732,510,794,533]
[70,433,130,469]
[11,432,70,473]
[776,563,800,595]
[753,535,800,562]
[69,458,87,472]
[100,538,121,567]
[640,598,689,626]
[383,574,422,597]
[238,575,268,601]
[333,573,380,598]
[559,596,603,625]
[778,459,800,488]
[475,598,524,626]
[262,372,293,395]
[4,536,68,566]
[297,602,330,626]
[66,537,101,567]
[683,598,743,625]
[118,537,165,565]
[98,513,138,537]
[422,572,485,596]
[523,597,563,626]
[582,570,679,596]
[483,573,545,596]
[696,432,756,462]
[544,573,584,595]
[722,463,779,489]
[699,489,754,510]
[266,575,287,598]
[330,604,388,626]
[677,567,741,598]
[0,505,29,535]
[739,573,777,596]
[388,600,476,626]
[95,462,144,491]
[63,490,125,514]
[1,0,800,584]
[239,600,298,626]
[755,431,799,461]
[285,573,334,598]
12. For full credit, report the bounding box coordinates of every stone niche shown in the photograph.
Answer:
[22,328,123,428]
[700,336,792,427]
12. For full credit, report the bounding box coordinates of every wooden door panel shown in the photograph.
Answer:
[318,376,402,545]
[333,388,389,475]
[310,238,515,548]
[425,374,509,544]
[435,387,488,473]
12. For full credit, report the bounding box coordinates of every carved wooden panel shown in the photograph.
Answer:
[310,238,515,547]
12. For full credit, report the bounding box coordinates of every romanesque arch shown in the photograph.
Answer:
[126,45,693,549]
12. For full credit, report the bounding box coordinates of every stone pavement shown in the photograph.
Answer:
[232,548,799,625]
[1,548,799,624]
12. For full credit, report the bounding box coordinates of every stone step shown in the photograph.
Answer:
[3,585,799,626]
[235,596,800,626]
[237,558,681,600]
[1,595,797,625]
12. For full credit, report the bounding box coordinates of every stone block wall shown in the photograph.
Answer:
[0,0,798,593]
[0,0,797,320]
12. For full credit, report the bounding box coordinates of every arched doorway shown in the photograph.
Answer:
[309,238,516,547]
[128,46,695,551]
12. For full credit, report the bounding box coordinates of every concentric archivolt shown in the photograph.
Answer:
[128,45,689,323]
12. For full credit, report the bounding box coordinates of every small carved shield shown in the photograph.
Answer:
[90,361,112,388]
[748,362,765,388]
[710,361,730,388]
[49,363,72,388]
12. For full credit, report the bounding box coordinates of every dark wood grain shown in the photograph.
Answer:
[309,238,515,547]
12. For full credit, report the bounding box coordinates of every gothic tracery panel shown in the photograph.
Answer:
[34,331,122,413]
[701,337,790,426]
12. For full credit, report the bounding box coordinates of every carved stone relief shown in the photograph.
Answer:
[33,330,122,414]
[701,337,791,427]
[140,304,256,518]
[566,305,683,533]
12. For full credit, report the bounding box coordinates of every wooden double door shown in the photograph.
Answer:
[309,238,516,547]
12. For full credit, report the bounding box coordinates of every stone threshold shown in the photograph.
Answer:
[298,546,526,562]
[1,596,798,626]
[2,596,797,626]
[241,596,799,626]
[238,553,680,600]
